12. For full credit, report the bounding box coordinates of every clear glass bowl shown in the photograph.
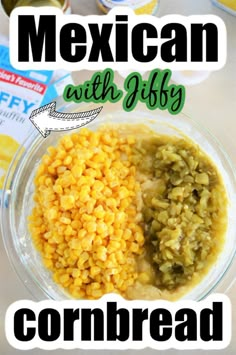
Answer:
[1,106,236,301]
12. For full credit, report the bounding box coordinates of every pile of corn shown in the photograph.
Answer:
[29,127,145,299]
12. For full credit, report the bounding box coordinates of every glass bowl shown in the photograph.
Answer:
[1,105,236,301]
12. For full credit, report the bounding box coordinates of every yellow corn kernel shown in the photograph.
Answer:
[96,222,108,235]
[57,166,67,175]
[103,186,112,197]
[115,250,126,264]
[71,165,83,178]
[85,221,96,233]
[70,239,81,250]
[134,231,144,244]
[120,198,130,210]
[60,195,75,210]
[73,278,83,287]
[106,198,117,209]
[107,241,120,253]
[78,229,87,239]
[94,205,105,219]
[127,135,135,145]
[79,127,90,136]
[96,246,107,261]
[67,256,77,266]
[80,190,91,203]
[104,282,115,293]
[60,174,76,188]
[91,189,103,199]
[61,136,74,150]
[86,199,96,214]
[90,266,101,278]
[93,180,104,192]
[118,187,130,199]
[72,268,81,278]
[47,146,57,156]
[104,212,115,224]
[56,148,66,160]
[92,152,105,163]
[43,258,53,268]
[60,217,71,225]
[90,282,101,290]
[93,236,103,247]
[71,220,82,230]
[107,225,114,237]
[64,156,72,166]
[65,225,74,236]
[47,166,56,175]
[91,289,103,299]
[59,274,70,284]
[70,285,85,298]
[138,272,152,284]
[47,208,58,220]
[44,243,55,254]
[53,184,63,194]
[78,252,89,265]
[80,214,92,223]
[85,167,97,177]
[42,154,52,165]
[101,133,112,145]
[81,270,89,281]
[51,159,62,168]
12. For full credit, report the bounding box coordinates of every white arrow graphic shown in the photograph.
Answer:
[29,101,103,138]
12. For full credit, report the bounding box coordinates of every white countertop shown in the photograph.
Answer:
[0,0,236,354]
